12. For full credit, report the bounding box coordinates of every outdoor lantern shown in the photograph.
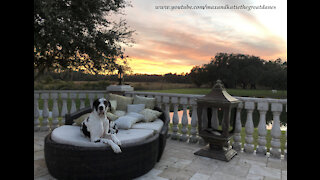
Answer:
[194,80,240,162]
[118,66,124,85]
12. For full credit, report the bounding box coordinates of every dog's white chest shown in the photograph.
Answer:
[87,117,105,137]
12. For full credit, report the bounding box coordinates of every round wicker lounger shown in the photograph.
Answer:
[44,106,168,180]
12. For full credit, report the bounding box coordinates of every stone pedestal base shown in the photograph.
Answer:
[106,85,134,95]
[194,145,237,162]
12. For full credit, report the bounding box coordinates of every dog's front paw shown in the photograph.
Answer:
[112,145,122,153]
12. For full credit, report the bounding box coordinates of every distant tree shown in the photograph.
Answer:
[189,66,207,87]
[189,53,287,90]
[34,0,134,79]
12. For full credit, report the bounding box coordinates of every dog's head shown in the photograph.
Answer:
[92,98,111,117]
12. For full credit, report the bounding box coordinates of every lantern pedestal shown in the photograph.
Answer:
[194,145,237,162]
[106,85,134,95]
[194,131,237,162]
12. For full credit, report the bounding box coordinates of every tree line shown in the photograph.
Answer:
[189,53,287,90]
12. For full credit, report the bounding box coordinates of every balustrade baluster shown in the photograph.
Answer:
[189,98,198,143]
[70,93,77,114]
[155,95,162,108]
[40,93,49,131]
[79,93,86,109]
[270,103,283,159]
[180,97,189,142]
[232,102,243,151]
[244,101,255,154]
[60,93,68,125]
[34,93,40,131]
[51,93,59,129]
[256,102,268,155]
[163,96,171,131]
[88,93,95,108]
[171,97,179,140]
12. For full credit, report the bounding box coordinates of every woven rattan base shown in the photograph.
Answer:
[45,133,159,180]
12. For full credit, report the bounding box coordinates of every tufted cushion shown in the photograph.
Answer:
[51,125,154,147]
[108,93,133,111]
[133,95,156,109]
[139,108,162,122]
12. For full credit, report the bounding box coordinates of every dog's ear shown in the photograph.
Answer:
[108,101,111,111]
[106,100,111,112]
[92,99,100,111]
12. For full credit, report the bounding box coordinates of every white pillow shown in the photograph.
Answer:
[139,108,162,122]
[127,104,145,113]
[115,112,144,129]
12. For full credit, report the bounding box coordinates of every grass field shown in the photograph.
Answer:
[141,88,287,99]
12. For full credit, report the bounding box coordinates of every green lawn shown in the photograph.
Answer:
[141,88,287,99]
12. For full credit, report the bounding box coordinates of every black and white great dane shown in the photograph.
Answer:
[80,98,121,153]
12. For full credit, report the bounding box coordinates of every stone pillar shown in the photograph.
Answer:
[79,93,86,109]
[60,93,68,125]
[70,93,77,114]
[40,93,49,131]
[51,93,59,129]
[256,102,268,156]
[189,98,198,143]
[180,97,189,142]
[232,102,243,151]
[163,96,171,132]
[34,93,40,131]
[270,103,283,159]
[171,97,180,140]
[244,101,255,154]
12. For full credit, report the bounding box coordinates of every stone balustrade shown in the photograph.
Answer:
[34,90,287,159]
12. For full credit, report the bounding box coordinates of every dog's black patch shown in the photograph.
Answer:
[94,139,101,143]
[92,99,100,112]
[81,118,91,138]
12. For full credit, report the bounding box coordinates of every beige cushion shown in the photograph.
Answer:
[108,93,133,111]
[133,95,156,109]
[106,112,119,121]
[140,108,162,122]
[109,100,117,113]
[73,113,90,126]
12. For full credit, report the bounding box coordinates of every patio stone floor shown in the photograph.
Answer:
[35,131,287,180]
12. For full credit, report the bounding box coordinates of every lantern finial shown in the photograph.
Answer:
[213,79,225,90]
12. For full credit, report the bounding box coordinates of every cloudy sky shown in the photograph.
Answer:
[118,0,287,74]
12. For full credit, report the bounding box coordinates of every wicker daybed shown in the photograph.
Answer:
[44,97,169,180]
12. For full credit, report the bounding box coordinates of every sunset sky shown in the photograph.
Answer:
[118,0,287,75]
